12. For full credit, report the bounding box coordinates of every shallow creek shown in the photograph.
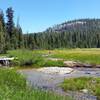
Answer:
[19,68,100,100]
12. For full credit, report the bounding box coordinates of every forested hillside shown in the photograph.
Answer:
[1,7,100,52]
[28,19,100,49]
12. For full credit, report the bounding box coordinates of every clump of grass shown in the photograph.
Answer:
[7,49,34,66]
[61,77,100,99]
[7,49,46,67]
[0,69,72,100]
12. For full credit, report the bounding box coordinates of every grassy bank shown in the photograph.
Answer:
[61,77,100,99]
[0,69,72,100]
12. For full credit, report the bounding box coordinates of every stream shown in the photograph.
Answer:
[19,68,100,100]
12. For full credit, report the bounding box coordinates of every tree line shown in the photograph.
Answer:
[26,19,100,49]
[0,7,24,53]
[1,7,100,53]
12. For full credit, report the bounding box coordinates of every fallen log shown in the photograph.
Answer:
[0,57,14,66]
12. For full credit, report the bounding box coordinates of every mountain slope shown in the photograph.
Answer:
[26,19,100,49]
[45,19,100,33]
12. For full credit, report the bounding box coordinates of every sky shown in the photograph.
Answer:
[0,0,100,33]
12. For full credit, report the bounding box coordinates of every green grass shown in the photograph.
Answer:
[1,49,64,67]
[48,48,100,65]
[32,48,100,65]
[0,69,72,100]
[6,49,45,67]
[43,60,64,67]
[61,77,100,99]
[1,48,100,67]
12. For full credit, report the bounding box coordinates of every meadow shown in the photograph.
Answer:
[2,49,64,67]
[0,49,100,100]
[31,48,100,65]
[50,48,100,64]
[1,48,100,67]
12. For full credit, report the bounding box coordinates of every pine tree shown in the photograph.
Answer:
[0,9,5,53]
[6,7,14,49]
[16,17,24,49]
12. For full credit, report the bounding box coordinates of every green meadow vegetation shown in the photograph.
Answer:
[1,49,64,67]
[50,48,100,64]
[0,48,100,99]
[1,48,100,67]
[0,49,100,100]
[61,77,100,99]
[0,69,72,100]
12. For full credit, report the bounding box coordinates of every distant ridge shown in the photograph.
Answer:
[45,18,100,33]
[25,18,100,49]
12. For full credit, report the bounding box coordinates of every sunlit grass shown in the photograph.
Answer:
[0,69,72,100]
[50,48,100,64]
[4,49,64,67]
[1,48,100,67]
[61,77,100,99]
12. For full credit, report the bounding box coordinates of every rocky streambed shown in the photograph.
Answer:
[19,67,100,100]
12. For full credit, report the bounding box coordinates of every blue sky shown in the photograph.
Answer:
[0,0,100,33]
